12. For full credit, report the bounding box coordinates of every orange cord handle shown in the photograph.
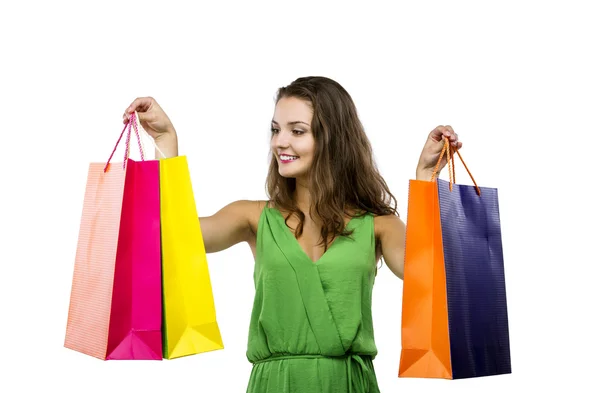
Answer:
[429,137,481,196]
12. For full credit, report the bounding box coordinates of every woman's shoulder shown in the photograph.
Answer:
[214,200,269,234]
[245,200,270,234]
[372,211,404,238]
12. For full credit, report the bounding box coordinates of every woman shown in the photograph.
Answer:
[123,76,460,393]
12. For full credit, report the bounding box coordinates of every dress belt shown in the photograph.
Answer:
[252,354,375,393]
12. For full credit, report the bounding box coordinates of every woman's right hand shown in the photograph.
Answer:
[123,97,179,158]
[123,97,176,140]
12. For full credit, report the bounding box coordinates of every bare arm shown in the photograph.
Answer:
[199,200,260,253]
[376,214,406,280]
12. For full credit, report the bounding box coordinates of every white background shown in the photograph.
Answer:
[1,0,598,391]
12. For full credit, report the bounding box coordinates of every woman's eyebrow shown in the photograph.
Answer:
[271,120,310,126]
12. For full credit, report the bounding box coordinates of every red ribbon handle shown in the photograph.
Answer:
[103,112,145,172]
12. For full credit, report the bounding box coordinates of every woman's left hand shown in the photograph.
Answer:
[416,125,461,180]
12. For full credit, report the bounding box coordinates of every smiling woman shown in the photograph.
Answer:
[123,76,461,393]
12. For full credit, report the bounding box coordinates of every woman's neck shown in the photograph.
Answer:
[293,178,311,215]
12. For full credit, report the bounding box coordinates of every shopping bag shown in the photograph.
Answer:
[160,155,224,359]
[64,114,163,360]
[399,138,511,379]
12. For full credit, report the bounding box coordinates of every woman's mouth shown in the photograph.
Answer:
[279,154,299,163]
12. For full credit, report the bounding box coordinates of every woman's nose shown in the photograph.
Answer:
[274,131,290,148]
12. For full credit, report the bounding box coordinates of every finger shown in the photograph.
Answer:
[123,97,153,123]
[129,96,154,113]
[443,125,460,145]
[444,125,456,140]
[430,125,449,141]
[123,110,136,123]
[124,97,154,117]
[137,111,153,123]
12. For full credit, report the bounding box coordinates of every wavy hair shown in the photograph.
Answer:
[266,76,398,250]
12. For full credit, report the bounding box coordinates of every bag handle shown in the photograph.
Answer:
[103,112,144,172]
[131,111,167,160]
[430,136,481,196]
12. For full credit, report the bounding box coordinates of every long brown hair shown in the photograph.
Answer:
[266,76,398,250]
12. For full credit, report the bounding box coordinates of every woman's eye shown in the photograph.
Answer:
[271,128,304,135]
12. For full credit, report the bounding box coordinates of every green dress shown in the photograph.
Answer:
[246,206,380,393]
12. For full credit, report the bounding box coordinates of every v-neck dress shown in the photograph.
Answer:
[245,206,380,393]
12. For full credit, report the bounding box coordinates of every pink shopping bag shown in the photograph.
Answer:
[64,114,162,360]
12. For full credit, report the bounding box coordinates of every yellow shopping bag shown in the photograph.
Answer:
[159,156,224,359]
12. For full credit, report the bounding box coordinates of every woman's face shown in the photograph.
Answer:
[270,96,315,181]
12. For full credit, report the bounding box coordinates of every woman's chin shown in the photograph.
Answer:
[278,169,306,179]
